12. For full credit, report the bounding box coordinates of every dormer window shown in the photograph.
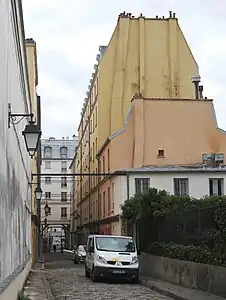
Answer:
[60,146,68,158]
[44,146,52,158]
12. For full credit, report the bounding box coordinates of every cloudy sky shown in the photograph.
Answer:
[22,0,226,139]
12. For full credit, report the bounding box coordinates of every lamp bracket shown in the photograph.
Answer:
[8,103,34,128]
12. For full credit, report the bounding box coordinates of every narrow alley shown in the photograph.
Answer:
[24,253,172,300]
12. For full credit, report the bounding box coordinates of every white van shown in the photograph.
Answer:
[85,234,139,283]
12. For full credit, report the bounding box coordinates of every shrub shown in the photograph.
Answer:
[147,242,224,266]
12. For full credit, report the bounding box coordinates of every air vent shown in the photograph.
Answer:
[202,153,214,162]
[215,153,224,162]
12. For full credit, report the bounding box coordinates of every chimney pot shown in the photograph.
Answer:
[191,75,201,99]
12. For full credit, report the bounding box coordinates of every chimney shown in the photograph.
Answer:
[191,75,201,99]
[199,85,203,99]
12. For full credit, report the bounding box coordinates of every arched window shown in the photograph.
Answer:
[44,146,52,158]
[60,146,68,158]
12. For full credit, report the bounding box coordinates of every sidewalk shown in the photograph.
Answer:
[23,263,54,300]
[140,275,226,300]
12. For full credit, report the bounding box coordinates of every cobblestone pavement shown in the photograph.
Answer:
[44,254,173,300]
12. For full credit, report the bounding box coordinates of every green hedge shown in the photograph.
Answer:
[147,242,224,266]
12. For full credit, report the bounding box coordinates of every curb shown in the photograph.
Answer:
[41,272,55,300]
[140,277,189,300]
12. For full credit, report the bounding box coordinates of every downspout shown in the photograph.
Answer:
[36,95,41,260]
[126,172,130,200]
[88,96,91,233]
[123,172,130,236]
[97,155,100,233]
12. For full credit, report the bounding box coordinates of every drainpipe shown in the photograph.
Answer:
[97,156,100,233]
[123,173,130,235]
[126,172,130,200]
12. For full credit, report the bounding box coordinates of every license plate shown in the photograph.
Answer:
[112,270,125,274]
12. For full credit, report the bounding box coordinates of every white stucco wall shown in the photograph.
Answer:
[112,172,226,216]
[128,172,226,199]
[0,0,32,294]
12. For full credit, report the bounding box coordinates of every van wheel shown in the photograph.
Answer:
[85,264,90,277]
[91,266,98,282]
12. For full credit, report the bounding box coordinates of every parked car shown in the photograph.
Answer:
[85,234,140,283]
[74,245,86,264]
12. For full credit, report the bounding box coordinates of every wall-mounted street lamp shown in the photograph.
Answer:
[34,187,43,201]
[8,103,42,158]
[44,202,51,216]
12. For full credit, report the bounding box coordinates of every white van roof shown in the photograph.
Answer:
[88,234,133,239]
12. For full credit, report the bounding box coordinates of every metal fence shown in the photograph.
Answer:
[126,204,226,260]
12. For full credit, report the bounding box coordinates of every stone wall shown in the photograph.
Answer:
[140,253,226,298]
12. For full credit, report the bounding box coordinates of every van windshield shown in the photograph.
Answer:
[95,236,135,252]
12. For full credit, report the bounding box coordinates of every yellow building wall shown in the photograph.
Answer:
[98,16,198,148]
[75,14,201,228]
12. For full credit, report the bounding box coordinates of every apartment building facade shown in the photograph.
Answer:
[41,136,78,238]
[72,12,226,236]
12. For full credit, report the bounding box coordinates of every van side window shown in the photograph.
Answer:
[87,237,93,252]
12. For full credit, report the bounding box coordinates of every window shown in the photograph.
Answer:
[107,149,110,172]
[44,146,52,158]
[61,161,67,173]
[61,161,67,168]
[108,187,110,215]
[61,207,67,218]
[103,156,105,174]
[112,182,115,210]
[45,161,51,169]
[103,191,106,217]
[135,178,150,194]
[45,192,51,199]
[209,178,224,196]
[87,237,94,252]
[45,177,51,184]
[95,236,135,253]
[95,107,97,127]
[61,177,67,187]
[99,193,101,218]
[158,149,164,157]
[93,142,95,162]
[61,192,67,201]
[174,178,189,196]
[60,146,68,158]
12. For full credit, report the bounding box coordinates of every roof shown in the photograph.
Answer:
[120,165,226,173]
[88,235,133,239]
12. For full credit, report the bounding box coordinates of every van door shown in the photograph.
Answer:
[87,237,94,271]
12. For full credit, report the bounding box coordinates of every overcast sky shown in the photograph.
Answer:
[22,0,226,139]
